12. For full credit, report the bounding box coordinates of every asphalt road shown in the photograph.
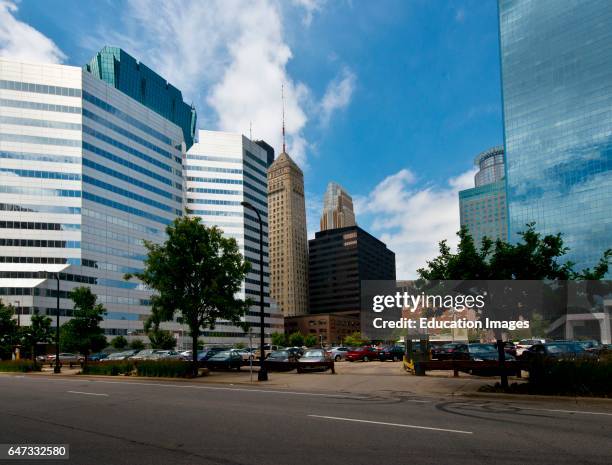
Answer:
[0,375,611,465]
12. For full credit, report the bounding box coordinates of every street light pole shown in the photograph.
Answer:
[54,272,61,374]
[240,201,268,381]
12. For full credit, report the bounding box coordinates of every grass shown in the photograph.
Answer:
[135,360,194,378]
[81,361,134,376]
[0,360,41,372]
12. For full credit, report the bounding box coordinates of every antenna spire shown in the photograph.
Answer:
[281,83,286,153]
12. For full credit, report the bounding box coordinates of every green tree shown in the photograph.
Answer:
[304,334,319,347]
[126,216,251,375]
[143,304,176,350]
[288,331,304,347]
[344,332,368,347]
[129,339,145,351]
[270,332,286,347]
[0,301,17,360]
[418,223,611,388]
[61,287,107,368]
[110,335,128,350]
[19,313,53,361]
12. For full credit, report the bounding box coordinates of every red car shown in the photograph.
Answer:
[346,347,379,362]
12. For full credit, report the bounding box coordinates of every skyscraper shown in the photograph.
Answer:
[0,49,194,339]
[267,150,309,317]
[320,182,356,231]
[308,226,396,315]
[459,146,508,245]
[498,0,612,271]
[185,130,284,343]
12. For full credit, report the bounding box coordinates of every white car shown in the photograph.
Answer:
[515,339,546,356]
[233,348,255,362]
[329,347,351,361]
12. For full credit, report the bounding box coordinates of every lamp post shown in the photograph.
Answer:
[240,201,268,381]
[54,272,61,374]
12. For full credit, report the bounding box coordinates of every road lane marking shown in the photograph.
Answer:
[451,402,612,417]
[308,415,473,434]
[67,390,108,397]
[518,406,612,416]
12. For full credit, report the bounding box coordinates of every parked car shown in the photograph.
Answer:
[151,350,181,360]
[346,346,379,362]
[198,347,229,362]
[47,353,83,365]
[468,343,516,361]
[179,350,193,360]
[130,349,162,361]
[297,349,332,373]
[431,343,469,360]
[205,350,242,371]
[575,340,601,353]
[503,341,517,357]
[233,348,255,362]
[329,346,351,361]
[378,345,405,362]
[102,350,138,362]
[264,350,298,371]
[286,347,304,359]
[89,352,108,362]
[520,341,594,361]
[515,338,546,357]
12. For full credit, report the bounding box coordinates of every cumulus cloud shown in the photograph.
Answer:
[97,0,345,167]
[319,67,356,126]
[355,168,476,279]
[0,0,65,63]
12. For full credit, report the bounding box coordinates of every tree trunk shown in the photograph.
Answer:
[497,339,508,390]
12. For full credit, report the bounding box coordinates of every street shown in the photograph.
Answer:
[0,374,611,465]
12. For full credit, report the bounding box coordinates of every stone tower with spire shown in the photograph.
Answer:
[267,86,309,317]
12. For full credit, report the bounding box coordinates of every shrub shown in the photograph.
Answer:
[528,359,612,397]
[81,361,134,376]
[136,360,194,378]
[0,360,41,372]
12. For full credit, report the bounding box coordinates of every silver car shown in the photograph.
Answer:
[329,346,351,361]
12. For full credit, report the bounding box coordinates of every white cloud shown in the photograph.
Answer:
[291,0,326,26]
[97,0,345,167]
[0,0,65,63]
[319,67,356,126]
[356,168,476,279]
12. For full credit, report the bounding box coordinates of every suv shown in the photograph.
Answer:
[378,345,405,362]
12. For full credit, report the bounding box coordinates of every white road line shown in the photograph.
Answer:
[67,390,109,397]
[452,402,612,417]
[308,415,473,434]
[518,406,612,417]
[28,377,368,400]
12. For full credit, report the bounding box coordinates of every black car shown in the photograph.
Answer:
[431,343,469,360]
[205,351,243,371]
[378,345,405,362]
[286,347,304,359]
[197,347,229,363]
[264,350,298,371]
[521,341,594,361]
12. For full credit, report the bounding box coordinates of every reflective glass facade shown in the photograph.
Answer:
[499,0,612,272]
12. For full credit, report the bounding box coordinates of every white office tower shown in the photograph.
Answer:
[185,130,283,344]
[0,49,196,341]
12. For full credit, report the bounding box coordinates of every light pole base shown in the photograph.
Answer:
[53,366,61,374]
[258,368,268,381]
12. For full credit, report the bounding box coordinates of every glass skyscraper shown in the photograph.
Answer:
[459,146,508,245]
[0,48,193,341]
[498,0,612,271]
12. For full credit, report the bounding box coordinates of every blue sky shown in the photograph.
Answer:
[0,0,504,277]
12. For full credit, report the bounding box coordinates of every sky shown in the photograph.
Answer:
[0,0,504,278]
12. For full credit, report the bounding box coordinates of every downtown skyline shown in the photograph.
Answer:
[0,0,504,278]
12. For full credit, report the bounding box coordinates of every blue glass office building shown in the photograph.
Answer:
[498,0,612,271]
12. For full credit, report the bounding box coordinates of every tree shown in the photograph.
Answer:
[19,313,53,361]
[143,304,176,350]
[344,332,368,347]
[304,334,319,347]
[270,332,286,347]
[126,216,251,375]
[418,223,611,388]
[288,331,304,347]
[129,339,145,351]
[0,301,17,360]
[61,287,107,368]
[111,335,128,350]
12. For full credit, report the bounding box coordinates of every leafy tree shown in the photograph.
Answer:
[344,332,368,347]
[126,216,251,375]
[288,331,304,347]
[418,223,611,388]
[19,313,53,361]
[270,332,287,347]
[129,339,145,351]
[0,301,17,360]
[61,287,107,368]
[143,304,176,350]
[111,335,128,350]
[304,334,319,347]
